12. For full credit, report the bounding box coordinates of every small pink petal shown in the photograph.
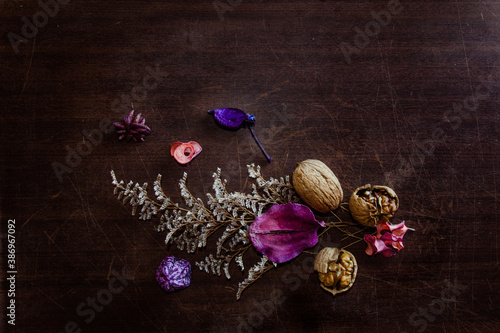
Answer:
[364,234,386,255]
[171,141,202,165]
[380,247,397,257]
[376,220,409,238]
[187,141,202,155]
[170,142,183,155]
[376,221,390,238]
[364,234,396,257]
[391,241,404,251]
[389,221,409,237]
[379,232,404,251]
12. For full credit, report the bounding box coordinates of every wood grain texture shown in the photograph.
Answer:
[1,0,499,332]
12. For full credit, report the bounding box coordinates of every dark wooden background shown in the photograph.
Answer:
[1,0,499,332]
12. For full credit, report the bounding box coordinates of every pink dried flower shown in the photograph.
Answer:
[379,232,404,251]
[376,220,409,238]
[170,141,202,165]
[364,234,396,257]
[364,220,411,257]
[113,110,151,142]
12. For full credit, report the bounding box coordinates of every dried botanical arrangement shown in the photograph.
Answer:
[110,107,414,299]
[111,164,299,299]
[111,158,413,299]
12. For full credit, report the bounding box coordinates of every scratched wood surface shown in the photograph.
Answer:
[1,0,499,332]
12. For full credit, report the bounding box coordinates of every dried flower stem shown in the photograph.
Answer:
[249,125,272,163]
[236,256,275,300]
[316,207,375,250]
[341,237,368,250]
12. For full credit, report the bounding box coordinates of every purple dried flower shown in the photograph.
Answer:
[249,203,326,263]
[208,108,272,163]
[113,110,151,142]
[155,256,191,293]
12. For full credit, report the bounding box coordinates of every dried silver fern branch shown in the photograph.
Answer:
[110,164,298,299]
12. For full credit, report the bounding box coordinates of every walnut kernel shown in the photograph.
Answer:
[314,247,357,296]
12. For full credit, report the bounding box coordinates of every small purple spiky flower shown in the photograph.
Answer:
[113,110,151,142]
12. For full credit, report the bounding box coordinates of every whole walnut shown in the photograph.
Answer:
[349,184,399,227]
[292,159,343,213]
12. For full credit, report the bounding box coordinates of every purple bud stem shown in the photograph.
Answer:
[249,125,272,163]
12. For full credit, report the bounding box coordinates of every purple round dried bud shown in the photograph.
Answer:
[155,256,191,293]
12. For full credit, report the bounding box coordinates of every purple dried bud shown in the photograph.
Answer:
[208,108,272,163]
[155,256,191,293]
[208,108,253,130]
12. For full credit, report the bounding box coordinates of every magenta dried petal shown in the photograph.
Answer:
[381,247,397,257]
[134,113,143,124]
[249,203,325,264]
[379,231,403,243]
[364,234,379,256]
[113,122,125,129]
[155,256,191,293]
[123,110,134,126]
[132,123,152,130]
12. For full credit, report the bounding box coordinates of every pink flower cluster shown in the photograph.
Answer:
[364,221,409,257]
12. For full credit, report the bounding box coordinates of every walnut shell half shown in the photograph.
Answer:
[349,184,399,227]
[292,159,343,213]
[314,247,357,296]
